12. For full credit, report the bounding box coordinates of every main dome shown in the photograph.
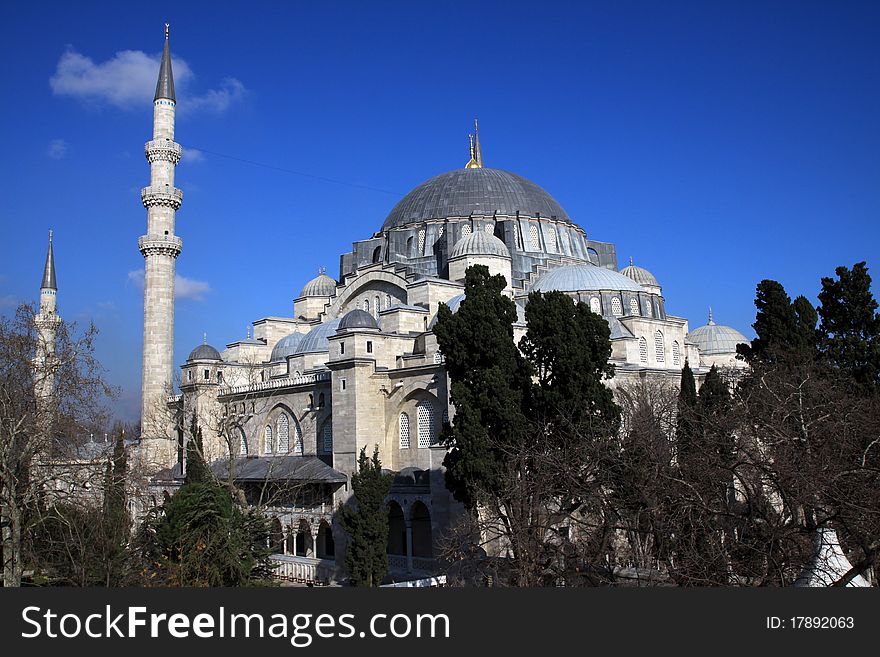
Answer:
[382,168,571,231]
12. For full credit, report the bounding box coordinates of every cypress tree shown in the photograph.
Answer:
[339,446,393,587]
[185,415,211,484]
[676,360,698,474]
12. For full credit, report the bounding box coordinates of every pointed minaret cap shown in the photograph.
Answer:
[41,230,57,290]
[154,23,176,103]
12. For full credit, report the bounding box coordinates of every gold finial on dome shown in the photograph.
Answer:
[464,118,483,169]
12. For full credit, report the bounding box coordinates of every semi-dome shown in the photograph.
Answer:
[293,318,342,354]
[620,258,659,288]
[449,231,511,259]
[270,331,305,362]
[532,264,645,294]
[382,168,571,231]
[687,311,750,356]
[338,308,380,331]
[188,343,221,361]
[299,272,337,298]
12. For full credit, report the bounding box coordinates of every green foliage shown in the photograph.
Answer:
[185,415,212,485]
[739,281,819,364]
[339,446,393,587]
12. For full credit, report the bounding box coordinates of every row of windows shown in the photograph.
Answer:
[586,295,654,318]
[186,369,223,383]
[362,294,393,318]
[251,413,307,456]
[399,401,440,449]
[637,331,682,367]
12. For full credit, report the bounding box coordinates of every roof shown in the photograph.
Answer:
[449,231,511,259]
[211,456,347,483]
[41,232,56,290]
[687,313,750,355]
[382,167,571,230]
[299,273,337,297]
[187,343,222,361]
[154,27,176,102]
[294,318,341,354]
[532,264,645,294]
[270,331,305,362]
[338,308,380,330]
[620,259,659,287]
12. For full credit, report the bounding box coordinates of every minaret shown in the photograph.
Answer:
[34,231,61,405]
[139,24,183,469]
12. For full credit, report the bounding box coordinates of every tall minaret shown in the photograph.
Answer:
[34,231,61,405]
[139,24,183,469]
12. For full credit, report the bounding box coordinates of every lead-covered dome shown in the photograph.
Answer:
[450,231,511,259]
[294,318,342,354]
[687,312,750,356]
[299,272,337,298]
[620,258,659,288]
[338,309,380,331]
[532,264,645,294]
[382,168,571,231]
[270,331,305,362]
[188,344,222,361]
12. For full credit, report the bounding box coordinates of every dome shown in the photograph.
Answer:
[293,318,342,354]
[382,168,571,231]
[444,293,466,314]
[187,343,221,361]
[431,293,525,328]
[450,231,511,259]
[620,258,659,287]
[299,272,337,298]
[338,309,380,331]
[270,331,305,362]
[687,311,750,356]
[532,264,645,294]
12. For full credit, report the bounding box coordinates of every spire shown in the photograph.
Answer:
[154,23,176,102]
[708,307,715,325]
[41,230,56,290]
[203,332,207,345]
[629,256,633,266]
[473,117,483,168]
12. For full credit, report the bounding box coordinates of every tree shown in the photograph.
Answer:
[339,446,393,586]
[184,415,211,485]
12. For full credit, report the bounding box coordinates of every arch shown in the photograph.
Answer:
[399,412,411,449]
[417,227,426,254]
[587,247,600,264]
[294,519,314,557]
[237,427,248,456]
[374,294,380,317]
[372,245,382,263]
[316,521,335,559]
[416,400,436,448]
[655,330,665,363]
[672,340,681,367]
[589,297,601,314]
[387,501,406,556]
[411,501,433,558]
[406,236,415,257]
[645,300,653,317]
[630,297,639,316]
[293,422,303,455]
[611,297,623,317]
[529,223,540,250]
[318,392,325,408]
[277,414,290,453]
[269,517,284,553]
[385,293,392,309]
[363,298,370,314]
[263,424,274,454]
[639,337,648,364]
[546,226,558,253]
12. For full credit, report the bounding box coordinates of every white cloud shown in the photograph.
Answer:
[50,47,245,114]
[127,270,211,301]
[181,146,205,163]
[47,139,68,160]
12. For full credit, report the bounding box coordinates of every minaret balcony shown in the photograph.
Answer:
[139,234,183,258]
[141,186,183,210]
[145,139,182,164]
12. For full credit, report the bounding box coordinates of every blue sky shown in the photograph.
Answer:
[1,1,878,421]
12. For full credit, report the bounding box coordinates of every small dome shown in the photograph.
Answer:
[188,343,221,361]
[270,332,305,362]
[443,293,466,314]
[293,318,342,354]
[532,264,645,294]
[687,311,750,356]
[431,293,525,327]
[620,258,659,288]
[338,309,380,331]
[450,231,511,260]
[299,272,337,298]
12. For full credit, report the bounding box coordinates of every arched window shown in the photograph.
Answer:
[321,423,333,454]
[417,227,426,254]
[529,223,540,250]
[590,297,601,314]
[417,401,435,448]
[672,340,681,367]
[546,227,557,252]
[293,423,303,455]
[645,301,653,317]
[655,330,665,363]
[385,293,392,308]
[364,299,370,314]
[611,298,623,317]
[630,298,639,316]
[587,247,600,264]
[374,295,380,317]
[438,225,445,238]
[461,224,471,238]
[238,429,248,456]
[433,351,443,364]
[639,337,648,364]
[264,425,274,454]
[406,236,415,256]
[399,412,410,449]
[484,222,494,233]
[372,245,382,263]
[277,414,290,453]
[514,222,521,248]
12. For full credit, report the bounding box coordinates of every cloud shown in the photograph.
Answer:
[127,270,211,301]
[47,139,68,160]
[181,146,205,163]
[50,47,245,114]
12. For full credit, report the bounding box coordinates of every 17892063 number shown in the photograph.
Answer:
[791,617,854,629]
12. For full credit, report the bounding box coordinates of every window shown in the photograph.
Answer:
[203,369,210,380]
[461,224,471,238]
[187,370,193,381]
[418,227,426,254]
[630,298,639,316]
[433,351,442,364]
[484,223,494,233]
[366,341,373,354]
[264,425,274,454]
[374,295,380,316]
[655,330,665,363]
[590,297,601,314]
[611,298,623,317]
[438,225,445,238]
[277,414,290,453]
[546,227,557,252]
[514,222,521,248]
[645,301,653,318]
[529,223,540,250]
[318,393,325,407]
[340,379,346,391]
[399,412,410,449]
[385,293,392,308]
[217,371,223,383]
[321,423,333,454]
[672,341,681,367]
[238,430,248,456]
[417,401,435,448]
[639,337,648,364]
[406,236,415,256]
[293,423,303,455]
[364,299,370,314]
[372,245,382,263]
[340,341,345,355]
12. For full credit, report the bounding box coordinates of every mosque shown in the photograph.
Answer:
[124,28,750,583]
